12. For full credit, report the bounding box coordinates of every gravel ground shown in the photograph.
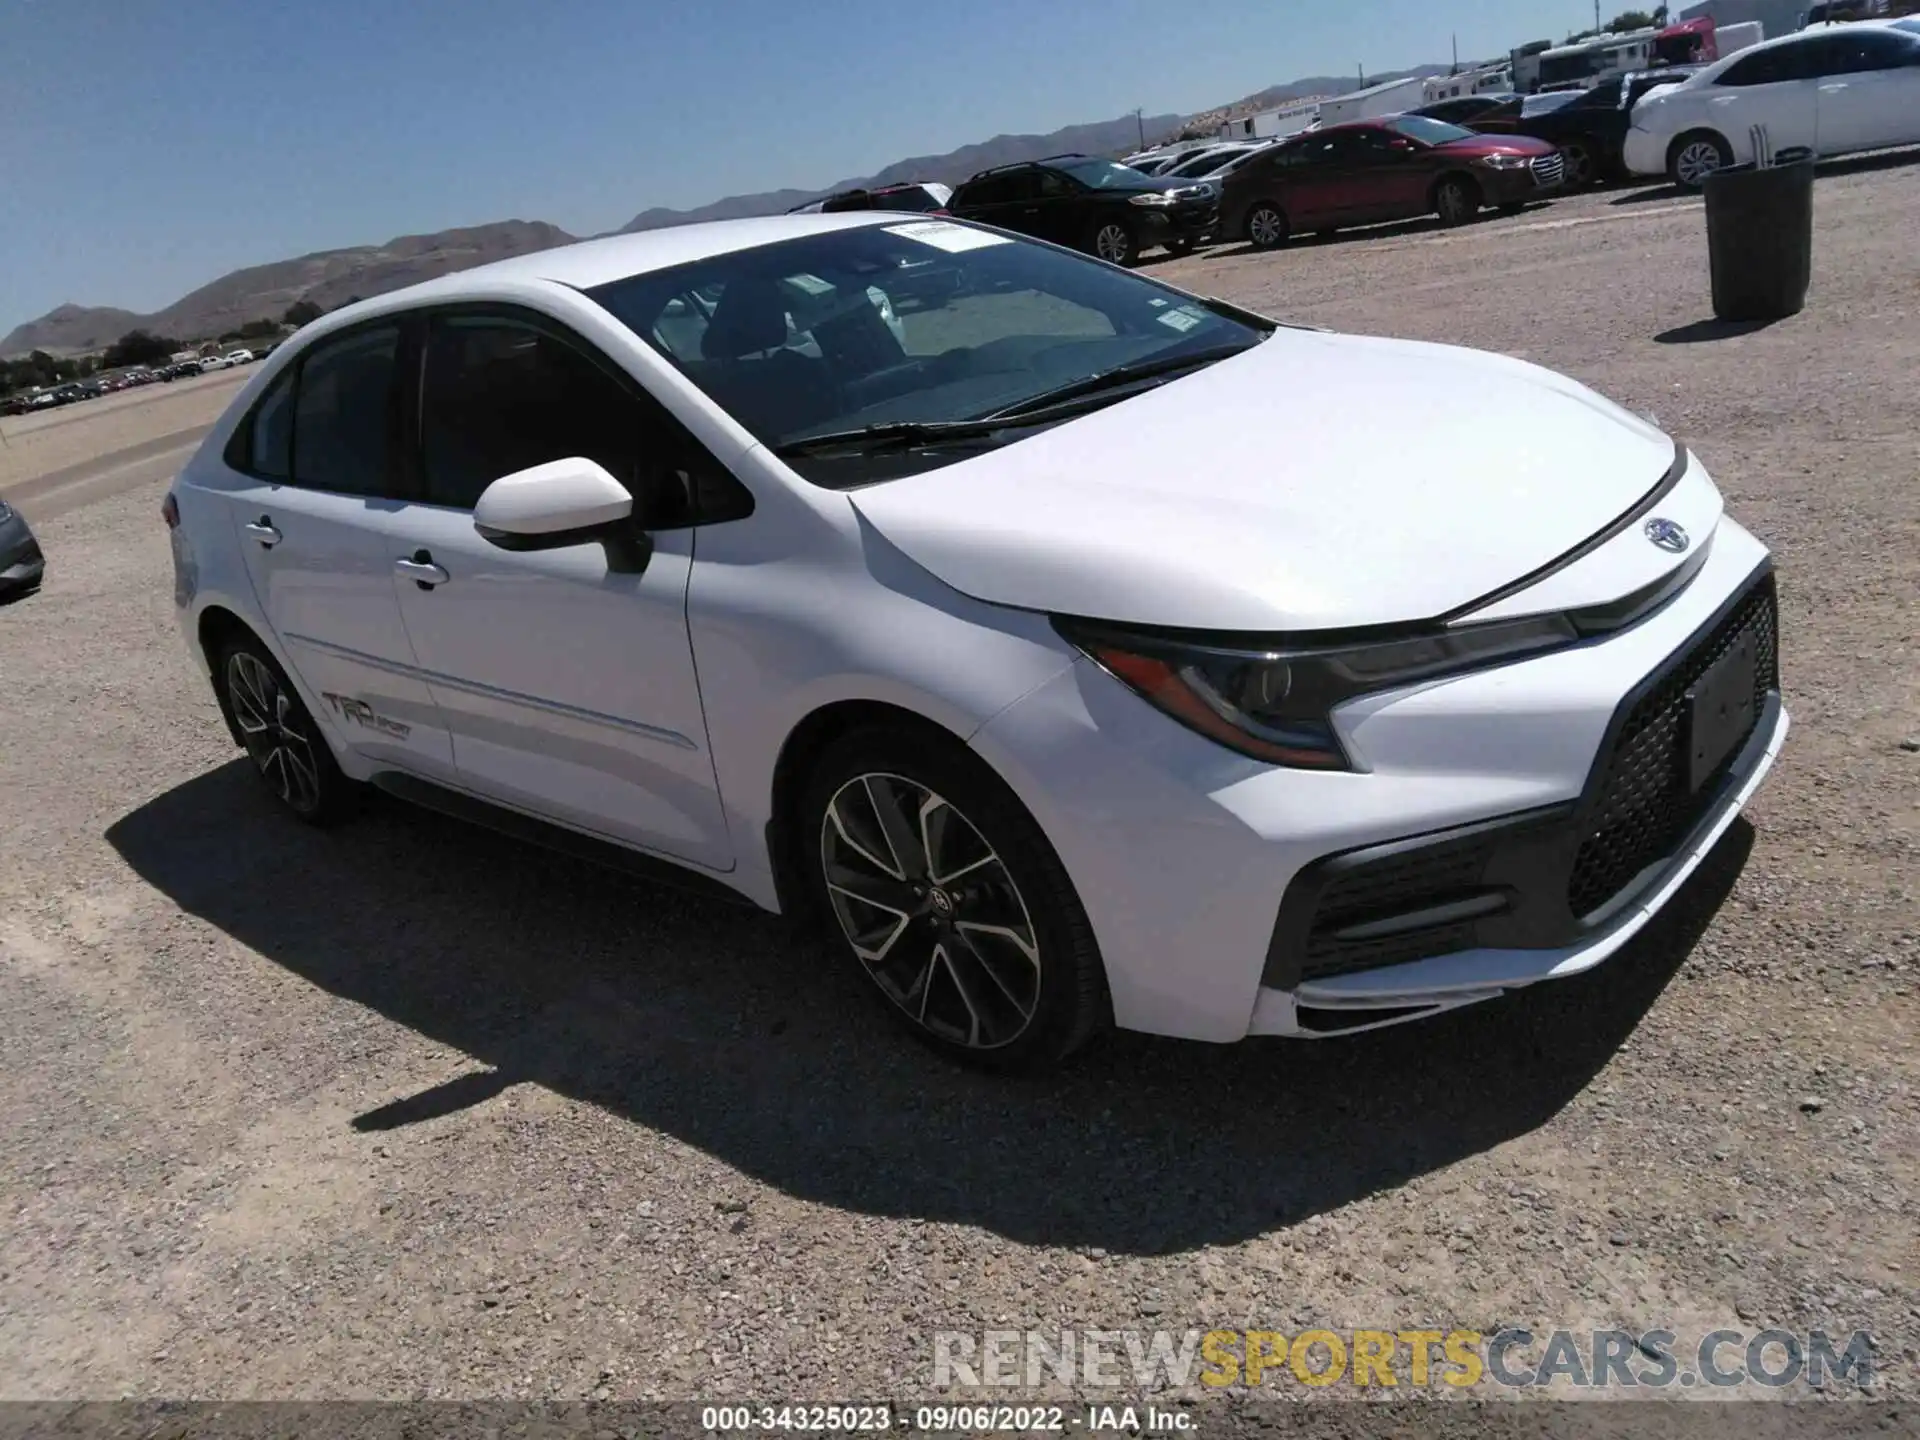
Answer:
[1,163,1916,1411]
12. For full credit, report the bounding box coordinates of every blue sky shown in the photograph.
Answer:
[0,0,1602,333]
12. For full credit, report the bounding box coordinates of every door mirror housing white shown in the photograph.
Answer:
[474,457,633,544]
[473,457,650,571]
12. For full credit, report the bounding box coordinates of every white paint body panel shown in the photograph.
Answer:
[848,331,1675,630]
[167,212,1788,1048]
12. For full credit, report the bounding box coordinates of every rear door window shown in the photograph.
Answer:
[289,326,401,497]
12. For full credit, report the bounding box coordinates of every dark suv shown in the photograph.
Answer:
[947,154,1217,266]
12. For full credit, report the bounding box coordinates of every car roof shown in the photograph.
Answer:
[296,212,904,331]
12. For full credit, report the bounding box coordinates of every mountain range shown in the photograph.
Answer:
[3,68,1445,358]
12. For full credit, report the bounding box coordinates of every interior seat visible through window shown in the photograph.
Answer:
[690,279,840,438]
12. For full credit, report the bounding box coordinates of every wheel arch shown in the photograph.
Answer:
[763,699,975,924]
[1668,127,1732,181]
[197,604,262,749]
[1429,168,1483,210]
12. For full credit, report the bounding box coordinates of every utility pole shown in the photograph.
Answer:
[1595,0,1603,31]
[1134,107,1145,149]
[1452,33,1459,72]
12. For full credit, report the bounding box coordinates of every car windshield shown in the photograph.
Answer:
[587,222,1269,486]
[1055,158,1151,188]
[1167,150,1230,176]
[1386,114,1477,145]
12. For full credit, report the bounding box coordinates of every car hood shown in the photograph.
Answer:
[846,330,1677,631]
[1440,134,1558,157]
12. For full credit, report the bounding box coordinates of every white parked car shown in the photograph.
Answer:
[164,213,1787,1069]
[1625,18,1920,186]
[224,348,255,365]
[197,353,231,371]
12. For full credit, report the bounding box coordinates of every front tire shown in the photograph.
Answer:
[803,726,1109,1072]
[1560,140,1596,189]
[216,635,356,825]
[1245,202,1290,250]
[1669,131,1733,190]
[1434,175,1481,226]
[1090,219,1136,267]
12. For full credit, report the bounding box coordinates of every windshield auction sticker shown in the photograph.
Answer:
[883,221,1011,252]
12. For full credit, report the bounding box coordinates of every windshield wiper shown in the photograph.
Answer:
[773,417,1035,459]
[979,342,1259,421]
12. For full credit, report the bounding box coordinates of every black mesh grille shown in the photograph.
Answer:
[1567,576,1779,918]
[1299,830,1501,983]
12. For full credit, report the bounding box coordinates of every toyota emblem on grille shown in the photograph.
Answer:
[1644,518,1690,554]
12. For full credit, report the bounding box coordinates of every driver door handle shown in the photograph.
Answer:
[394,549,450,590]
[242,517,282,548]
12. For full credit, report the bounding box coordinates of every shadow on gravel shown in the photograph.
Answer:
[1655,317,1784,345]
[107,760,1752,1255]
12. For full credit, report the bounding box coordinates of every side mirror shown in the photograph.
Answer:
[473,457,650,570]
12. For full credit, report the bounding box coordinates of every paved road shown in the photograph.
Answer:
[5,428,208,522]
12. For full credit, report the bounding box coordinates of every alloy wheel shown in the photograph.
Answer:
[226,651,323,814]
[1436,180,1475,225]
[819,772,1042,1051]
[1094,223,1133,265]
[1248,205,1288,248]
[1674,140,1725,188]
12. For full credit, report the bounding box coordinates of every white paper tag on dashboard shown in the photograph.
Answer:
[883,221,1012,252]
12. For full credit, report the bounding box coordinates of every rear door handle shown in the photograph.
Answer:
[394,550,450,590]
[242,518,282,548]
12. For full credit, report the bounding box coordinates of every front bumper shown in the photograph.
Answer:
[1135,201,1219,246]
[1480,153,1566,203]
[969,504,1784,1044]
[1623,127,1667,178]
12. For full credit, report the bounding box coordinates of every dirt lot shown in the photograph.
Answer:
[1,165,1916,1408]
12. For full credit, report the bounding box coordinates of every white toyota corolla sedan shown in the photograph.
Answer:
[164,212,1786,1069]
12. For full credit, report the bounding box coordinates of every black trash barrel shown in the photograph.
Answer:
[1703,159,1814,323]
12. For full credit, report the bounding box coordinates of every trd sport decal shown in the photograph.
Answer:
[321,693,413,740]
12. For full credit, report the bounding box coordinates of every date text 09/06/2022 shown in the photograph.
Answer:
[700,1404,1195,1434]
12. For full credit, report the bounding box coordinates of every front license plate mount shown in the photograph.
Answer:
[1685,633,1758,793]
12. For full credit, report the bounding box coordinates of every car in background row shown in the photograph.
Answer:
[1219,116,1563,248]
[787,182,953,215]
[947,154,1217,265]
[0,496,45,598]
[1464,67,1705,185]
[1411,92,1522,125]
[1626,18,1920,186]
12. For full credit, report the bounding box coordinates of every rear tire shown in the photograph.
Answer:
[215,634,358,825]
[1669,130,1733,190]
[1435,175,1481,226]
[1245,203,1290,249]
[802,725,1110,1073]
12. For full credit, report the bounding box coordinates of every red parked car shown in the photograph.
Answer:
[1217,115,1564,248]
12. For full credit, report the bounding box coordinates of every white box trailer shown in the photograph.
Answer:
[1316,74,1428,126]
[1716,19,1767,50]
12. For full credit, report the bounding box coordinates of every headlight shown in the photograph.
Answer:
[1128,192,1176,207]
[1477,153,1534,170]
[1055,613,1578,770]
